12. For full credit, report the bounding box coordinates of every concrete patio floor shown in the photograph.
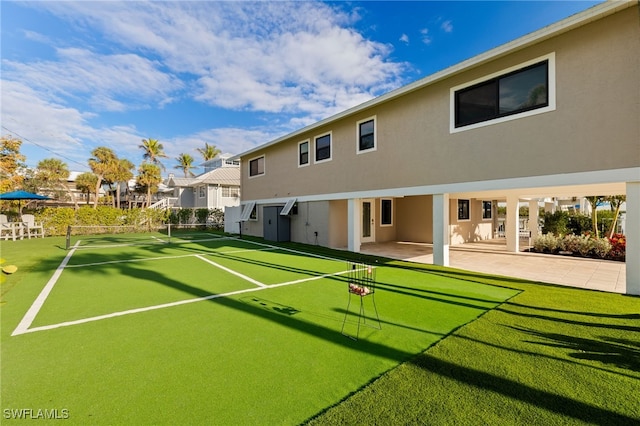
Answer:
[359,239,626,294]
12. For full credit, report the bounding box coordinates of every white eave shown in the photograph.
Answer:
[232,0,633,161]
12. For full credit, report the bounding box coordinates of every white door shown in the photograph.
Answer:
[361,199,375,243]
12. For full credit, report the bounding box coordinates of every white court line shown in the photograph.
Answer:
[66,247,278,268]
[11,242,80,336]
[195,255,267,288]
[11,236,367,336]
[14,268,355,335]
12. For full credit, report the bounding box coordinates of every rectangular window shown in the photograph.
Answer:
[381,198,393,226]
[451,53,555,132]
[198,186,206,198]
[357,117,376,153]
[298,140,309,167]
[222,186,239,198]
[315,133,331,163]
[458,199,470,221]
[482,201,492,220]
[249,204,257,220]
[249,156,265,177]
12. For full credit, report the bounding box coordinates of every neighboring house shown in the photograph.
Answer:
[233,2,639,295]
[165,155,241,210]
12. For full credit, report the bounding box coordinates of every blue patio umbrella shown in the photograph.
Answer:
[0,190,50,213]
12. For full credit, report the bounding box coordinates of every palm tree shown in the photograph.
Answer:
[35,158,78,209]
[175,153,196,178]
[606,195,626,238]
[75,172,98,205]
[136,163,162,208]
[88,147,117,209]
[107,159,135,209]
[196,143,220,162]
[140,138,168,170]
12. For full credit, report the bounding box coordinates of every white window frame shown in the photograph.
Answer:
[356,116,377,154]
[198,185,206,198]
[380,198,393,227]
[314,132,332,164]
[450,52,556,133]
[298,139,310,168]
[248,155,265,178]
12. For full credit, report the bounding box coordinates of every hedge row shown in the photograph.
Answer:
[531,233,626,261]
[35,206,170,236]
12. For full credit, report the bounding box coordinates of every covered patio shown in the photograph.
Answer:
[360,240,626,294]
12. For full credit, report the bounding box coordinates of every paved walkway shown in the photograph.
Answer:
[360,240,626,294]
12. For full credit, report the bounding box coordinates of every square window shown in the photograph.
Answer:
[458,199,470,221]
[298,140,309,166]
[358,117,376,152]
[482,201,492,220]
[315,133,331,162]
[249,156,265,177]
[381,198,392,226]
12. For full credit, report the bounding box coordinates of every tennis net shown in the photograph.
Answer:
[65,223,225,249]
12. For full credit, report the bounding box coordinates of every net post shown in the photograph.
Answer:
[65,225,71,250]
[167,223,171,243]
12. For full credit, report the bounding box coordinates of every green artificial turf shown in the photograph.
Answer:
[1,234,638,425]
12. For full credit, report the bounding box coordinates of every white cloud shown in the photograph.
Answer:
[441,20,453,33]
[421,28,432,45]
[3,48,183,112]
[28,1,406,116]
[3,1,410,170]
[399,34,410,44]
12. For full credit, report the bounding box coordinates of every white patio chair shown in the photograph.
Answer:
[1,214,24,241]
[21,214,44,238]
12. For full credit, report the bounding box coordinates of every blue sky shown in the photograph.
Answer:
[1,0,602,175]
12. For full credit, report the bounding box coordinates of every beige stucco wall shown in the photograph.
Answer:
[240,7,639,201]
[395,196,433,242]
[328,200,348,248]
[450,198,494,245]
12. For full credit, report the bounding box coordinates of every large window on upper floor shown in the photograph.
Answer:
[357,116,376,153]
[451,53,555,132]
[249,155,265,178]
[314,133,332,163]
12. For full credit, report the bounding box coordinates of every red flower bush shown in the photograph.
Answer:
[608,233,626,259]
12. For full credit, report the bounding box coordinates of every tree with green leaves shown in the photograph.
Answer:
[75,172,98,205]
[140,138,168,170]
[136,163,162,208]
[88,147,117,209]
[35,158,78,209]
[606,195,626,238]
[175,153,196,177]
[108,158,135,209]
[585,196,606,238]
[196,143,220,162]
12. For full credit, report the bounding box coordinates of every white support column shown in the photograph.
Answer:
[626,182,640,295]
[433,194,450,266]
[529,199,539,240]
[347,198,361,253]
[506,195,520,252]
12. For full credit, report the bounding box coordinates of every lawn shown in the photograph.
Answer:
[1,234,638,425]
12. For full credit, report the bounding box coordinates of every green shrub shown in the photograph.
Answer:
[567,213,592,235]
[533,234,559,253]
[541,211,569,235]
[592,237,612,259]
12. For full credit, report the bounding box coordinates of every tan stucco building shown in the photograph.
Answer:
[234,1,640,295]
